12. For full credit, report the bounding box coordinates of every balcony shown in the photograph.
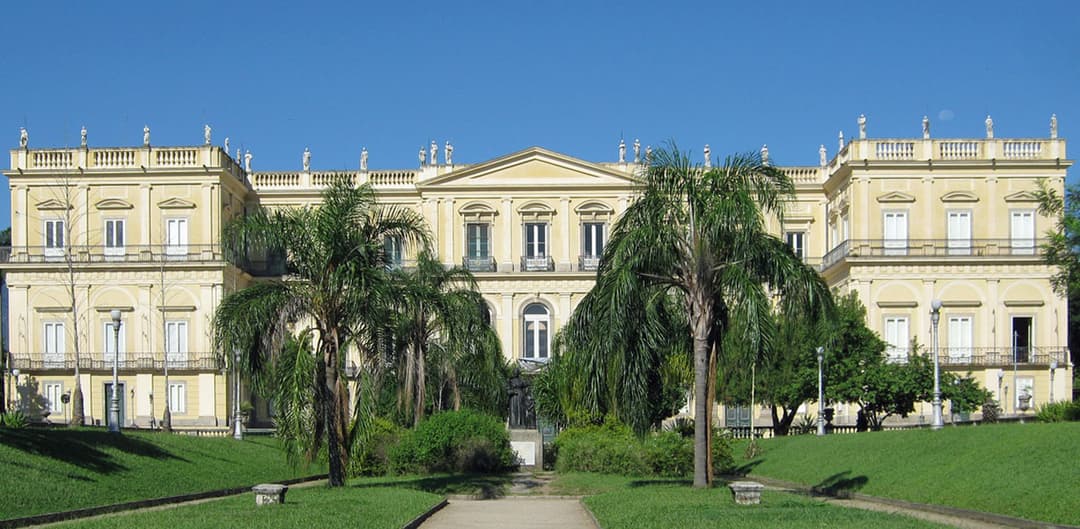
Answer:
[579,255,601,272]
[885,347,1068,367]
[520,255,554,272]
[463,256,496,272]
[821,239,1045,270]
[9,353,223,371]
[0,245,227,265]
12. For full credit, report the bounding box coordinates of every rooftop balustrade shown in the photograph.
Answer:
[9,145,247,183]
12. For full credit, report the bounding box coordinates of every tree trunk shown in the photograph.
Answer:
[414,338,426,426]
[70,380,84,426]
[690,287,713,488]
[771,405,796,436]
[449,369,461,411]
[323,340,347,487]
[705,341,718,486]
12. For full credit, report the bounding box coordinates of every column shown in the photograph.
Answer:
[198,372,217,425]
[140,185,152,246]
[559,197,571,271]
[440,199,454,267]
[423,198,438,258]
[80,184,90,247]
[501,198,513,272]
[501,294,514,361]
[558,293,571,334]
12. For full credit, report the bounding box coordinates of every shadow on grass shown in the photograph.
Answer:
[352,474,513,499]
[731,459,763,476]
[812,471,869,497]
[627,479,693,487]
[0,427,188,475]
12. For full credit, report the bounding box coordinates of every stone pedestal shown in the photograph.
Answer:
[253,483,288,505]
[509,428,543,469]
[728,481,764,505]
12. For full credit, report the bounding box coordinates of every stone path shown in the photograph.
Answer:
[418,498,597,529]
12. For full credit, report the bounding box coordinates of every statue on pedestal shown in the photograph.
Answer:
[143,125,151,146]
[703,144,711,169]
[445,141,453,165]
[224,137,230,154]
[303,147,311,171]
[204,124,212,145]
[360,147,369,171]
[645,145,653,165]
[1051,114,1058,139]
[418,146,427,167]
[81,126,87,147]
[922,116,930,139]
[857,114,867,139]
[19,127,27,148]
[633,139,641,163]
[819,144,827,167]
[838,130,844,151]
[618,139,626,163]
[430,140,438,166]
[244,150,252,172]
[508,374,535,429]
[985,115,994,139]
[760,144,770,165]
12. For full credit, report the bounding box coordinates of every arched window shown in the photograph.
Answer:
[522,303,550,359]
[479,301,492,327]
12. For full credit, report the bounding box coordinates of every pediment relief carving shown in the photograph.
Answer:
[35,198,71,211]
[1003,190,1039,203]
[517,201,556,214]
[940,191,979,203]
[95,198,135,210]
[574,201,613,214]
[876,191,916,203]
[157,197,197,209]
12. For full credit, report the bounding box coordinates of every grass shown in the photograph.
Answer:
[554,473,948,529]
[51,485,442,529]
[733,422,1080,526]
[0,427,322,520]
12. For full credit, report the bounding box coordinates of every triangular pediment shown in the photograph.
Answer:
[35,198,71,211]
[1003,190,1039,202]
[95,198,135,210]
[157,197,197,209]
[876,191,916,203]
[940,191,979,203]
[419,147,640,189]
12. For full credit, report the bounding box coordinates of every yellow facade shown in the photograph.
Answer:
[3,126,1073,428]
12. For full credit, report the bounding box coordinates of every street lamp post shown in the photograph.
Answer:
[232,348,244,440]
[1049,361,1058,404]
[10,368,20,410]
[109,310,122,434]
[816,346,825,436]
[930,299,943,430]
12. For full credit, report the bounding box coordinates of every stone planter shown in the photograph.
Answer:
[252,484,288,505]
[728,481,764,505]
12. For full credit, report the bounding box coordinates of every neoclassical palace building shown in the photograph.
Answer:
[3,117,1073,428]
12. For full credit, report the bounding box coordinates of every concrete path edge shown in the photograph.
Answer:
[401,499,449,529]
[734,474,1079,529]
[0,474,327,529]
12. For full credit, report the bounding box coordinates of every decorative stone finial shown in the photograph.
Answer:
[244,150,252,172]
[985,115,994,139]
[445,141,453,165]
[1050,114,1058,139]
[633,139,641,164]
[419,146,427,167]
[857,114,867,139]
[81,126,88,147]
[430,140,438,165]
[760,144,770,166]
[204,124,212,145]
[19,127,27,148]
[360,147,369,171]
[302,147,311,171]
[819,144,827,167]
[922,116,930,139]
[703,144,711,169]
[143,125,151,146]
[838,130,844,151]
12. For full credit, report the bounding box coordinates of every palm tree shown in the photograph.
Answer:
[214,179,429,487]
[564,145,831,487]
[387,251,507,425]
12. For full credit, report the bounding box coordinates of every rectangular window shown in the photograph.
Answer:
[1010,210,1035,255]
[946,316,973,362]
[104,219,125,258]
[466,223,490,258]
[44,219,65,259]
[947,211,971,255]
[384,236,403,268]
[165,218,189,257]
[524,222,548,258]
[43,321,65,365]
[165,320,188,365]
[883,211,908,256]
[883,317,909,362]
[582,223,605,257]
[168,383,186,414]
[103,321,126,362]
[785,232,806,260]
[43,382,63,414]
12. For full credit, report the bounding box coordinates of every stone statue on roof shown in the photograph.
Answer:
[703,144,711,169]
[922,116,930,139]
[857,114,867,139]
[204,124,212,145]
[360,147,369,171]
[645,145,652,164]
[838,130,844,151]
[18,127,27,148]
[244,150,252,172]
[419,146,427,167]
[143,125,151,146]
[618,139,626,163]
[445,141,453,165]
[303,147,311,171]
[820,144,827,167]
[633,139,641,163]
[985,115,994,139]
[81,126,87,147]
[760,144,770,165]
[224,137,230,154]
[430,140,438,165]
[1051,114,1058,139]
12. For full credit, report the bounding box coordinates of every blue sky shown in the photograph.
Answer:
[2,1,1078,225]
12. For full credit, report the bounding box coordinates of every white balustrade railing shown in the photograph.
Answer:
[312,172,355,187]
[252,172,301,187]
[156,148,198,167]
[93,149,138,168]
[1002,141,1042,159]
[368,170,417,187]
[32,150,74,169]
[938,141,979,159]
[874,141,915,160]
[781,166,821,184]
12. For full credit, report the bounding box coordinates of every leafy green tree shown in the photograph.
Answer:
[757,306,827,436]
[1036,180,1080,383]
[943,373,992,416]
[0,226,8,414]
[556,146,831,487]
[214,180,429,487]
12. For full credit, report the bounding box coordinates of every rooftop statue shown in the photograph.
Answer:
[985,115,994,139]
[858,114,867,139]
[204,124,212,145]
[143,125,151,146]
[703,144,711,168]
[618,139,626,163]
[430,140,438,165]
[445,141,453,165]
[360,147,369,171]
[838,130,844,151]
[19,127,27,148]
[633,139,641,163]
[819,144,827,167]
[244,150,252,172]
[1051,114,1058,139]
[760,144,770,165]
[419,146,427,167]
[224,137,230,154]
[922,116,930,139]
[303,147,311,171]
[81,126,87,147]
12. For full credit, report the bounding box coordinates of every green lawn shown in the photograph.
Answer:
[734,422,1080,526]
[555,474,947,529]
[0,428,322,520]
[52,486,442,529]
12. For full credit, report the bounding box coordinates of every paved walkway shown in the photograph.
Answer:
[418,498,597,529]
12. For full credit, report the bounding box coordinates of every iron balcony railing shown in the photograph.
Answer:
[821,238,1046,270]
[579,255,601,272]
[0,245,227,264]
[10,353,223,371]
[463,256,496,272]
[884,346,1067,367]
[521,255,554,272]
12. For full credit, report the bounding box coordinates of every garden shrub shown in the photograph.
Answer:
[0,411,28,429]
[981,397,1001,423]
[389,409,517,474]
[554,421,735,477]
[1035,401,1080,422]
[348,417,402,477]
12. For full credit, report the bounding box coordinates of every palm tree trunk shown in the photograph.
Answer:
[691,288,713,488]
[705,341,718,486]
[449,369,461,411]
[414,339,426,426]
[323,339,347,486]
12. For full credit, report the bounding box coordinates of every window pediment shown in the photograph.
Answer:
[95,198,135,210]
[876,191,916,203]
[518,201,555,221]
[1003,190,1039,203]
[574,201,613,221]
[940,191,979,203]
[459,201,497,222]
[35,198,71,211]
[158,197,197,209]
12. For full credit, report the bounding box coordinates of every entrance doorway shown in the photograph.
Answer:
[1012,317,1032,363]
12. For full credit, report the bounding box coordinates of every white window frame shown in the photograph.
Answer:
[785,231,807,260]
[523,222,549,258]
[522,303,551,360]
[883,316,909,362]
[168,382,186,414]
[582,222,606,258]
[104,218,126,259]
[1010,209,1035,256]
[883,210,908,256]
[165,217,189,258]
[43,218,66,259]
[946,315,973,362]
[103,320,126,362]
[384,236,403,268]
[465,222,491,258]
[946,210,972,256]
[165,320,188,366]
[43,321,65,366]
[43,381,64,414]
